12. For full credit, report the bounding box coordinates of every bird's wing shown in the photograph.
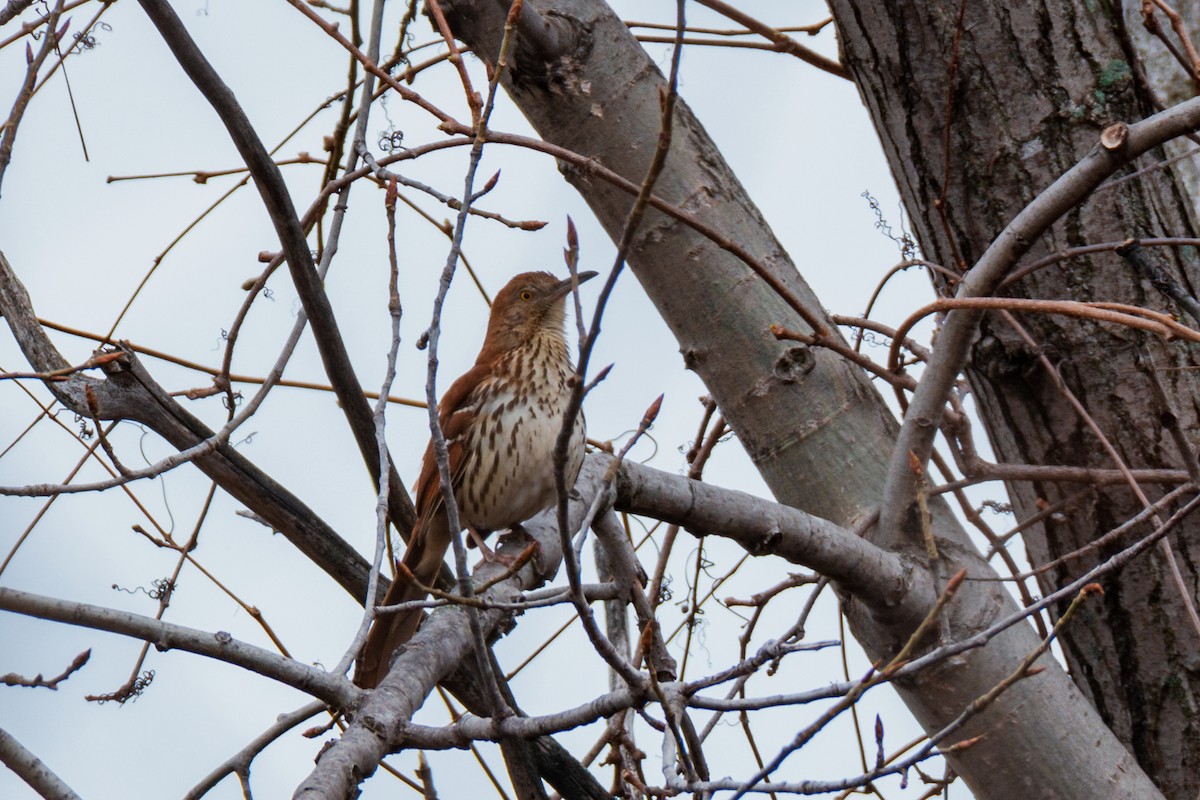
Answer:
[411,362,491,524]
[355,365,492,689]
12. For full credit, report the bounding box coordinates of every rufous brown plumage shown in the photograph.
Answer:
[354,270,596,689]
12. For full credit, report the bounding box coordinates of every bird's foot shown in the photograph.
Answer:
[469,530,515,572]
[474,524,543,573]
[466,527,494,555]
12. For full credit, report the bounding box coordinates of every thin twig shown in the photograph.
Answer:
[184,701,327,800]
[1,649,90,690]
[689,0,848,79]
[421,0,526,718]
[0,0,64,197]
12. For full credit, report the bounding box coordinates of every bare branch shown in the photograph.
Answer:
[1,649,89,690]
[0,250,375,600]
[0,726,82,800]
[691,0,848,79]
[137,0,419,538]
[0,587,358,708]
[0,1,36,26]
[184,701,328,800]
[0,0,62,197]
[881,96,1200,545]
[610,456,917,611]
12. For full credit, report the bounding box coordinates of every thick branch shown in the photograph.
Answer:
[610,456,919,611]
[0,250,377,601]
[0,587,358,708]
[0,726,81,800]
[294,457,604,799]
[136,0,417,535]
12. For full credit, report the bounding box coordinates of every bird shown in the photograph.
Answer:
[354,270,597,689]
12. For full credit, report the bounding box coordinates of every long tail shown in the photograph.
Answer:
[353,509,450,688]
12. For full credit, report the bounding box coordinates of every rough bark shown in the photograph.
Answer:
[1125,0,1200,215]
[831,2,1200,796]
[443,1,1164,797]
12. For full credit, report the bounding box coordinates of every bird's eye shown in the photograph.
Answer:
[519,290,534,301]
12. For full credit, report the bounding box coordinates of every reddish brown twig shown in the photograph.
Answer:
[2,649,90,689]
[890,296,1200,373]
[426,0,482,127]
[690,0,848,79]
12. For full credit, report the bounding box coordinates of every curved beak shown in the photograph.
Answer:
[550,270,599,300]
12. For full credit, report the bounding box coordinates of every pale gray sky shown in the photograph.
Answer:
[0,2,1001,798]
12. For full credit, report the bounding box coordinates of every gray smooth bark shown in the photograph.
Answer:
[442,1,1165,797]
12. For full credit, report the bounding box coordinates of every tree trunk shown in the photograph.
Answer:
[444,1,1164,797]
[1125,0,1200,215]
[831,2,1200,796]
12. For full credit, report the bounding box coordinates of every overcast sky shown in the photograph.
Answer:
[0,2,1000,798]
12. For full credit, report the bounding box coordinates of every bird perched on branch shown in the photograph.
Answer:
[354,270,597,689]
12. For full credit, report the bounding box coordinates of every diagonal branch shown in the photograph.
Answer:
[0,587,358,708]
[184,701,328,800]
[880,103,1200,548]
[0,1,36,26]
[294,456,601,798]
[0,0,62,197]
[136,0,418,538]
[691,0,848,79]
[0,249,375,600]
[0,725,81,800]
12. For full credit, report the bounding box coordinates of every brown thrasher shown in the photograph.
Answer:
[354,270,597,689]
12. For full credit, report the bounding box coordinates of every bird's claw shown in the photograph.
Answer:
[489,524,544,572]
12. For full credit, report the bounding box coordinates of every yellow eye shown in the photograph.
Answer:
[519,290,534,301]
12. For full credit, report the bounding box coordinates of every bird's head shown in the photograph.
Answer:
[481,270,598,353]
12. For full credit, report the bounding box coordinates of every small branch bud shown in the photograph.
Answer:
[907,449,924,477]
[641,394,665,428]
[479,170,500,195]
